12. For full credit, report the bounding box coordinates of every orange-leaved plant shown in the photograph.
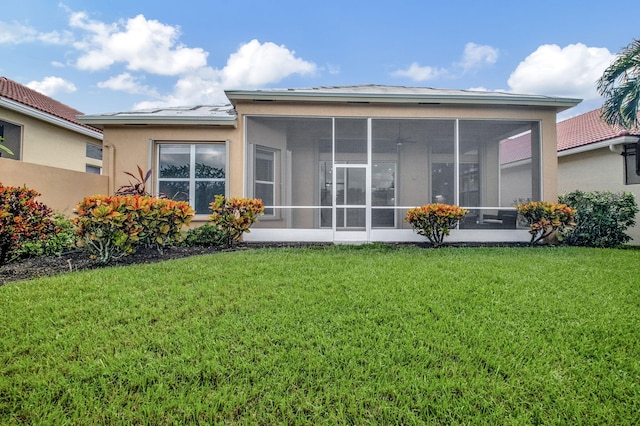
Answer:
[515,201,575,245]
[74,195,194,263]
[208,195,265,248]
[405,203,468,247]
[0,183,56,266]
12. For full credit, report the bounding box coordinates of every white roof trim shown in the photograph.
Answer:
[558,135,640,157]
[226,87,582,112]
[0,97,103,140]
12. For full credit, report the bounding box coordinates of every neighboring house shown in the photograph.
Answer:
[556,108,640,242]
[0,76,103,173]
[79,85,580,244]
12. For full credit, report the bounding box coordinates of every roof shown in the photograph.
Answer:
[226,85,582,112]
[557,108,640,152]
[0,76,102,137]
[78,104,237,129]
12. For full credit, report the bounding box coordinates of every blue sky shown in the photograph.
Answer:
[1,1,638,119]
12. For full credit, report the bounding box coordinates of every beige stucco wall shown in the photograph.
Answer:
[0,107,102,172]
[558,147,640,243]
[0,157,108,214]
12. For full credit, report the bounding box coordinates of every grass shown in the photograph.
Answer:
[1,244,639,424]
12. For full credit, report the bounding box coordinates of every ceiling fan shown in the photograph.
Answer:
[394,122,416,147]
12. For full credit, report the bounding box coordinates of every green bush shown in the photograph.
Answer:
[515,201,575,245]
[0,183,56,266]
[16,213,77,258]
[183,223,226,247]
[208,195,265,248]
[404,203,468,247]
[559,190,639,248]
[74,195,194,263]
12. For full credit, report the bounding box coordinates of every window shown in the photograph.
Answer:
[86,143,103,160]
[0,120,22,160]
[624,143,640,185]
[86,164,101,174]
[157,143,226,214]
[254,147,275,215]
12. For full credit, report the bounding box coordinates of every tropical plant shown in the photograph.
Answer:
[404,203,468,247]
[515,201,575,245]
[74,195,194,263]
[597,38,640,130]
[0,183,56,265]
[115,166,153,196]
[15,213,77,258]
[208,195,265,248]
[559,190,638,248]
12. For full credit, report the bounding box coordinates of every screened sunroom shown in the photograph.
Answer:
[244,115,542,242]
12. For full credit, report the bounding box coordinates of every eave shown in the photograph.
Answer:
[1,97,103,140]
[226,88,582,113]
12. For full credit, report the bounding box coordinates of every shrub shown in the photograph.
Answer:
[0,183,56,266]
[16,213,77,258]
[405,203,468,247]
[183,223,226,247]
[208,195,265,248]
[515,201,575,245]
[559,190,638,248]
[74,195,194,263]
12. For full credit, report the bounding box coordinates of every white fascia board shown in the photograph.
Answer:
[558,135,640,157]
[78,115,238,128]
[226,90,582,112]
[0,97,103,140]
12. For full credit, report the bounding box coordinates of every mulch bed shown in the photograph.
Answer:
[0,241,533,285]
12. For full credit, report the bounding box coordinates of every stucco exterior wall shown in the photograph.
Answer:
[101,125,242,208]
[0,107,102,172]
[558,147,640,244]
[0,157,108,214]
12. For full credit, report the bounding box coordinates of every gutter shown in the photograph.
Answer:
[78,114,238,129]
[558,135,640,157]
[226,89,582,112]
[0,97,103,140]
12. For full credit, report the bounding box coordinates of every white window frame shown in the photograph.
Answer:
[254,146,276,216]
[156,142,227,215]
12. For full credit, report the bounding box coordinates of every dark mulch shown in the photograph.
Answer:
[0,241,535,285]
[0,243,334,285]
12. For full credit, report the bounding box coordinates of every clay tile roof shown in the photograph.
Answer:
[557,108,639,152]
[0,76,101,133]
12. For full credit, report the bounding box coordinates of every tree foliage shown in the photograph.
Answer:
[597,38,640,130]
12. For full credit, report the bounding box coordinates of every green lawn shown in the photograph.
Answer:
[1,245,639,424]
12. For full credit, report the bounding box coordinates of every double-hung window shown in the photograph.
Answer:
[158,143,226,214]
[254,147,275,216]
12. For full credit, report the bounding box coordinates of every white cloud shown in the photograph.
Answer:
[97,73,160,97]
[132,39,317,109]
[0,21,72,45]
[392,42,498,82]
[391,62,448,81]
[26,76,76,96]
[69,12,208,75]
[219,39,316,88]
[507,43,615,99]
[458,42,499,72]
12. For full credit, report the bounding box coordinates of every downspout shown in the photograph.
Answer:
[103,141,116,195]
[609,144,624,154]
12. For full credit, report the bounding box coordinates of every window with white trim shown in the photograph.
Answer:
[254,147,275,216]
[158,143,226,214]
[624,143,640,185]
